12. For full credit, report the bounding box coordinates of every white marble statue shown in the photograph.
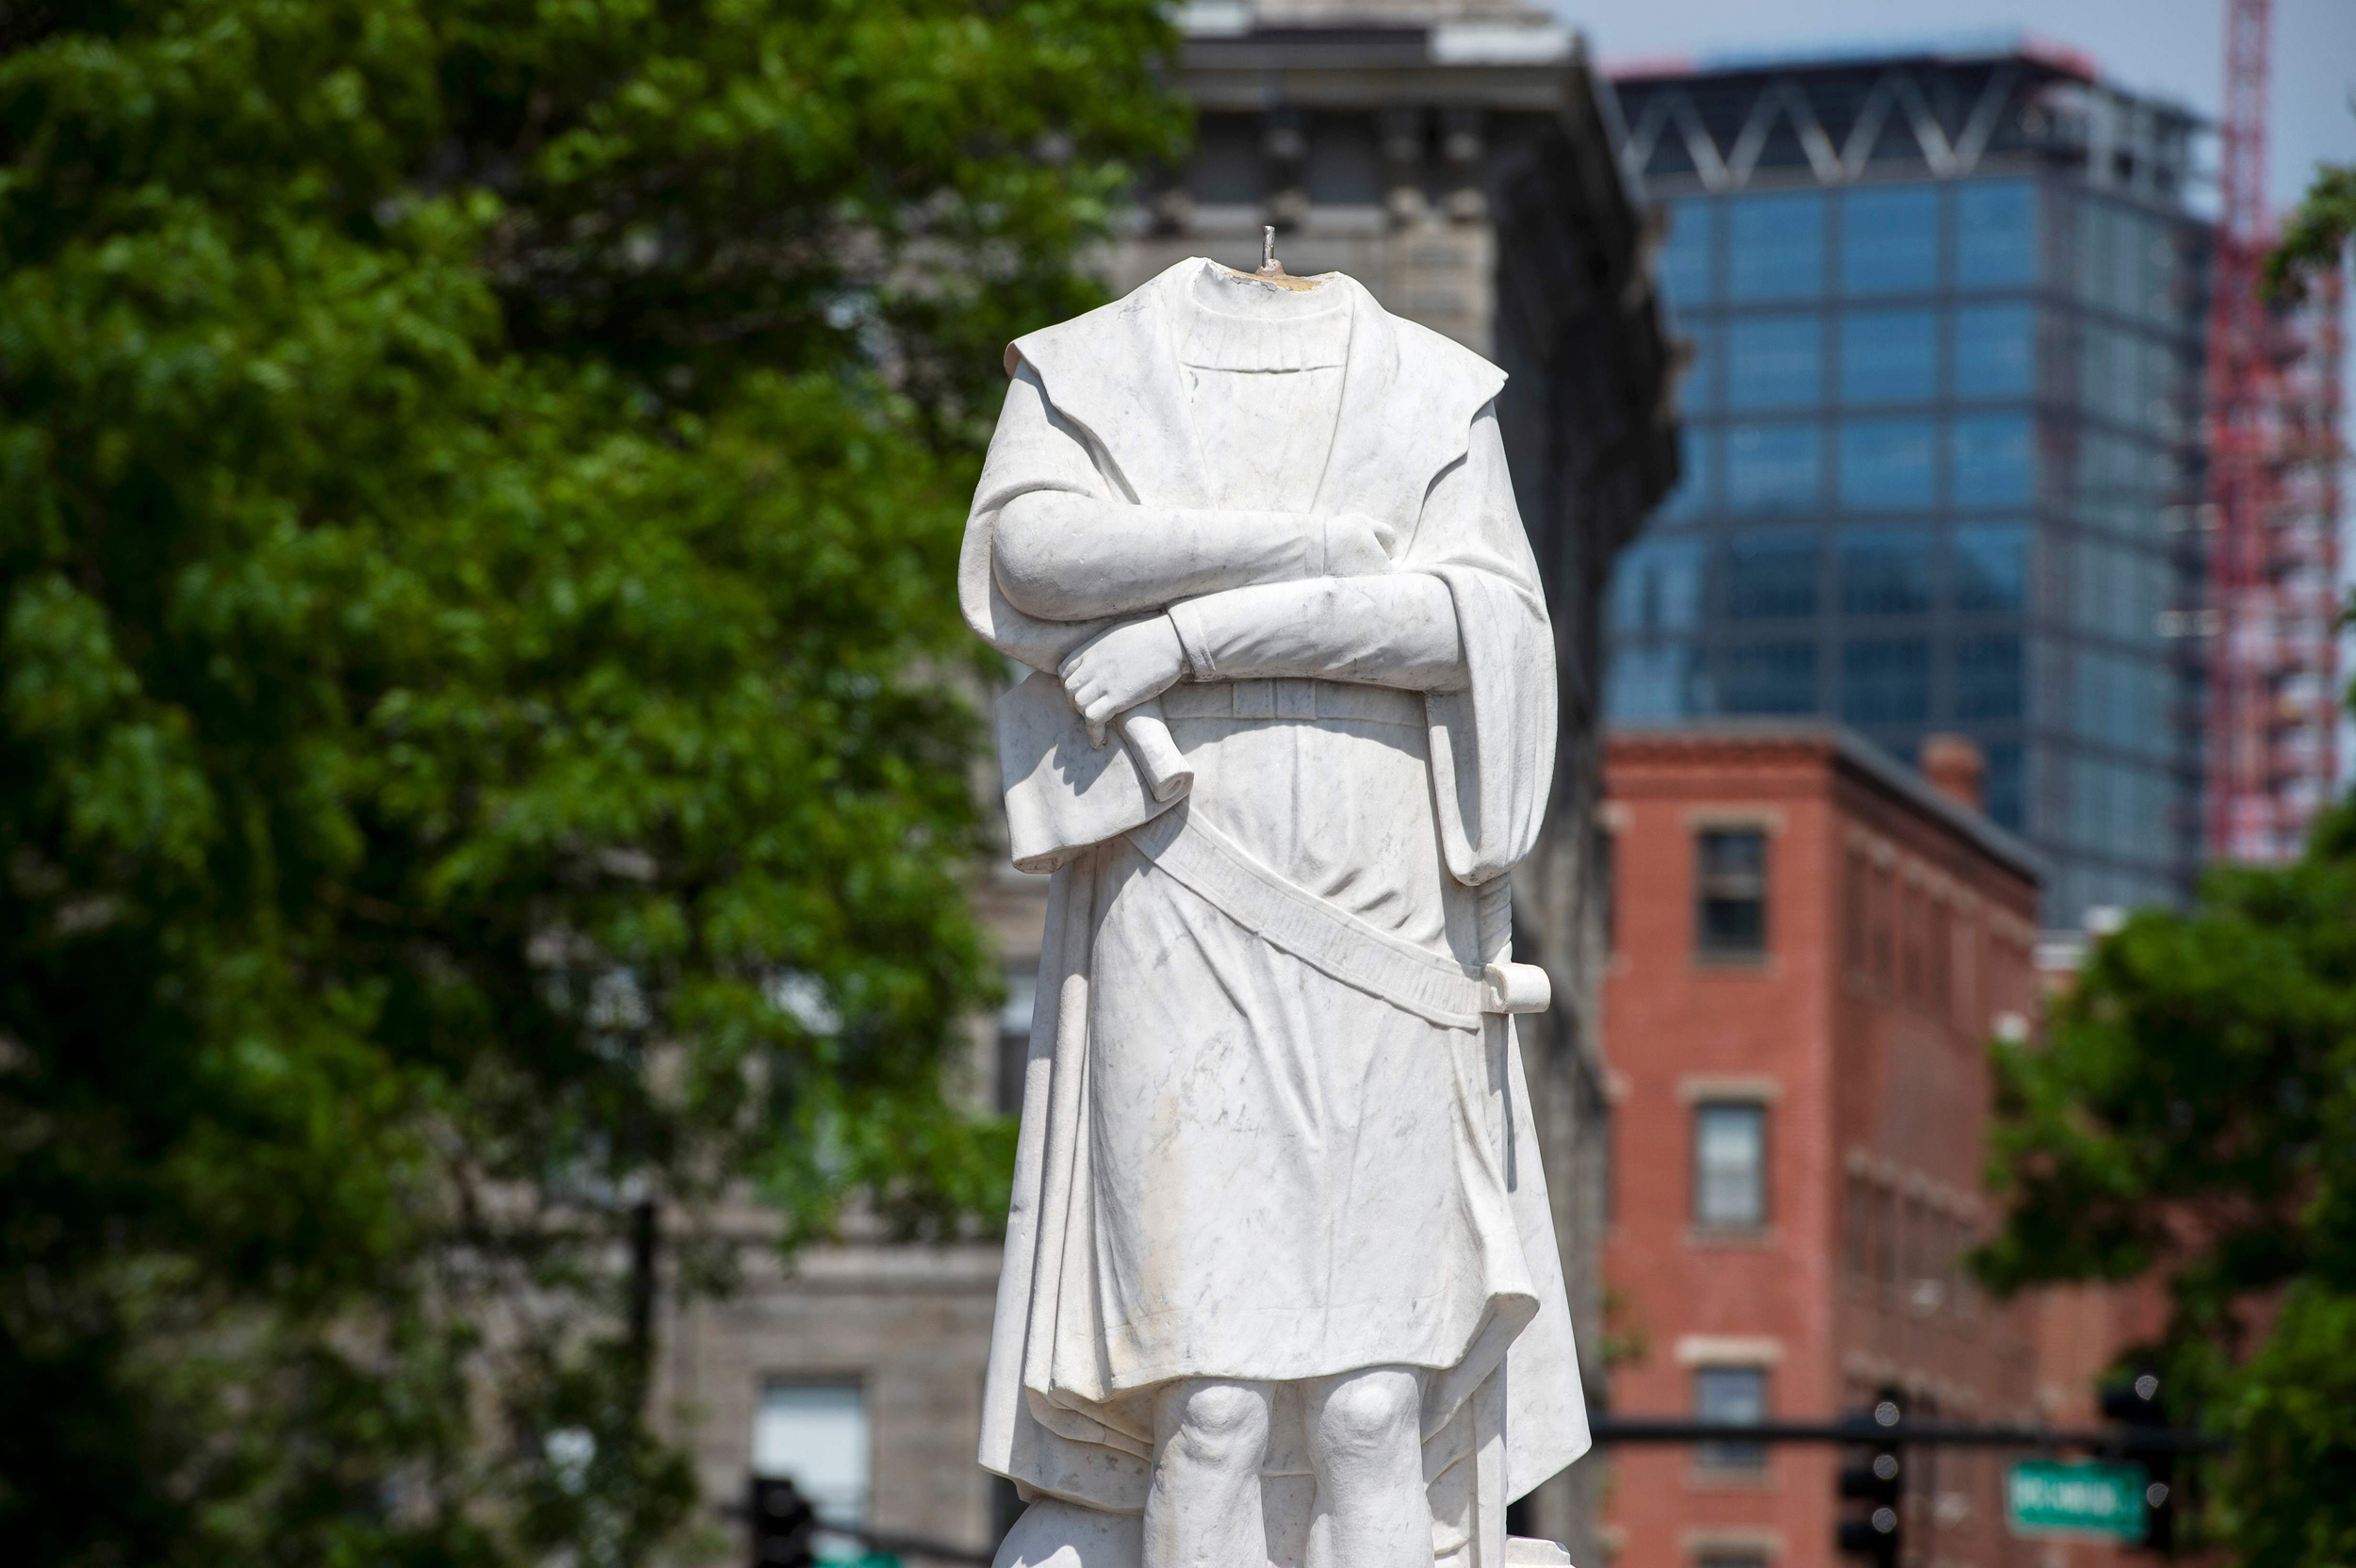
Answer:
[962,249,1588,1568]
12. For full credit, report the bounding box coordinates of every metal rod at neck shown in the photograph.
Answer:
[1256,224,1286,279]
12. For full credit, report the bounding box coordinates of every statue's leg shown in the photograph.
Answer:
[1302,1365,1429,1568]
[1145,1379,1273,1568]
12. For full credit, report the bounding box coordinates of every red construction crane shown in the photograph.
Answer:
[2203,0,2346,863]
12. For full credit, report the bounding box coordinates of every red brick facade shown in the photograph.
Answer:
[1597,725,2049,1568]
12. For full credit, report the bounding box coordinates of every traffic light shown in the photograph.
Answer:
[749,1475,816,1568]
[2100,1367,2175,1554]
[1836,1387,1904,1568]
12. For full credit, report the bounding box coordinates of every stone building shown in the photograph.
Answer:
[653,3,1678,1564]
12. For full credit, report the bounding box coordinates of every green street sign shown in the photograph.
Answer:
[2005,1459,2149,1543]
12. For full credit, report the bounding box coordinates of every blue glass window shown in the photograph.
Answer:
[1838,308,1937,404]
[1660,427,1716,521]
[1677,321,1716,415]
[1726,423,1822,513]
[1839,418,1937,510]
[1955,634,2024,720]
[1661,197,1716,306]
[1954,303,2037,398]
[1982,742,2024,830]
[1841,638,1930,725]
[1726,530,1819,619]
[1606,642,1702,723]
[1956,179,2039,286]
[1839,526,1935,615]
[1841,186,1941,295]
[1726,315,1823,410]
[1728,192,1825,302]
[1720,642,1818,714]
[1608,535,1706,635]
[1953,523,2030,612]
[1951,415,2036,507]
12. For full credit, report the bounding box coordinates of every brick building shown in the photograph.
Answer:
[1598,722,2049,1568]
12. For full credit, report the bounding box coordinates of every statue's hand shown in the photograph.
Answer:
[1060,616,1186,746]
[1323,512,1399,577]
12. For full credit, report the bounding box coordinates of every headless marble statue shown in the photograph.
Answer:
[962,233,1588,1568]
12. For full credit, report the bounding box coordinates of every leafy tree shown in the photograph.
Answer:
[2264,152,2354,302]
[1979,802,2356,1563]
[0,3,1182,1564]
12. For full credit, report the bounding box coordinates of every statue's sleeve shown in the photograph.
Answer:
[959,365,1129,673]
[1409,401,1559,886]
[995,493,1399,621]
[967,364,1392,632]
[1164,574,1465,692]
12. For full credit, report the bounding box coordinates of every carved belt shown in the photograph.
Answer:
[1159,678,1424,728]
[1125,807,1550,1033]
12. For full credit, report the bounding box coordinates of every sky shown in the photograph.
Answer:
[1553,0,2356,217]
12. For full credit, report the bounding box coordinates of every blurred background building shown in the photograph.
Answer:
[1602,40,2215,928]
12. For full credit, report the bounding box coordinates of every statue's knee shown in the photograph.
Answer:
[1165,1380,1271,1469]
[1309,1367,1420,1462]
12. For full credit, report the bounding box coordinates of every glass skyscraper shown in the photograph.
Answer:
[1605,41,2210,924]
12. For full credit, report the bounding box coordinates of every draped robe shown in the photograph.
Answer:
[965,260,1589,1566]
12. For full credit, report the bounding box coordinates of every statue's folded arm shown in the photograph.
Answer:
[991,490,1393,622]
[1167,573,1466,693]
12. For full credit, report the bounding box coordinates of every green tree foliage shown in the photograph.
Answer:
[1981,805,2356,1563]
[2264,155,2354,303]
[0,3,1182,1562]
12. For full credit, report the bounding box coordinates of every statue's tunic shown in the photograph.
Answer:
[964,260,1588,1542]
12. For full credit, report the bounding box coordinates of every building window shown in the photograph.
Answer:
[1837,307,1938,404]
[1841,184,1940,295]
[1955,178,2040,286]
[1844,1172,1874,1280]
[1605,642,1703,722]
[1725,529,1819,620]
[1840,638,1931,726]
[1729,190,1825,301]
[1609,535,1707,635]
[1955,634,2024,721]
[1984,742,2024,831]
[1718,643,1817,716]
[1726,422,1822,512]
[1693,1364,1769,1468]
[755,1380,870,1549]
[1726,314,1824,409]
[1838,417,1938,511]
[1952,522,2030,612]
[1954,302,2037,397]
[1695,828,1769,960]
[1661,196,1717,306]
[1839,526,1936,614]
[995,967,1038,1116]
[1693,1100,1768,1228]
[1951,413,2036,506]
